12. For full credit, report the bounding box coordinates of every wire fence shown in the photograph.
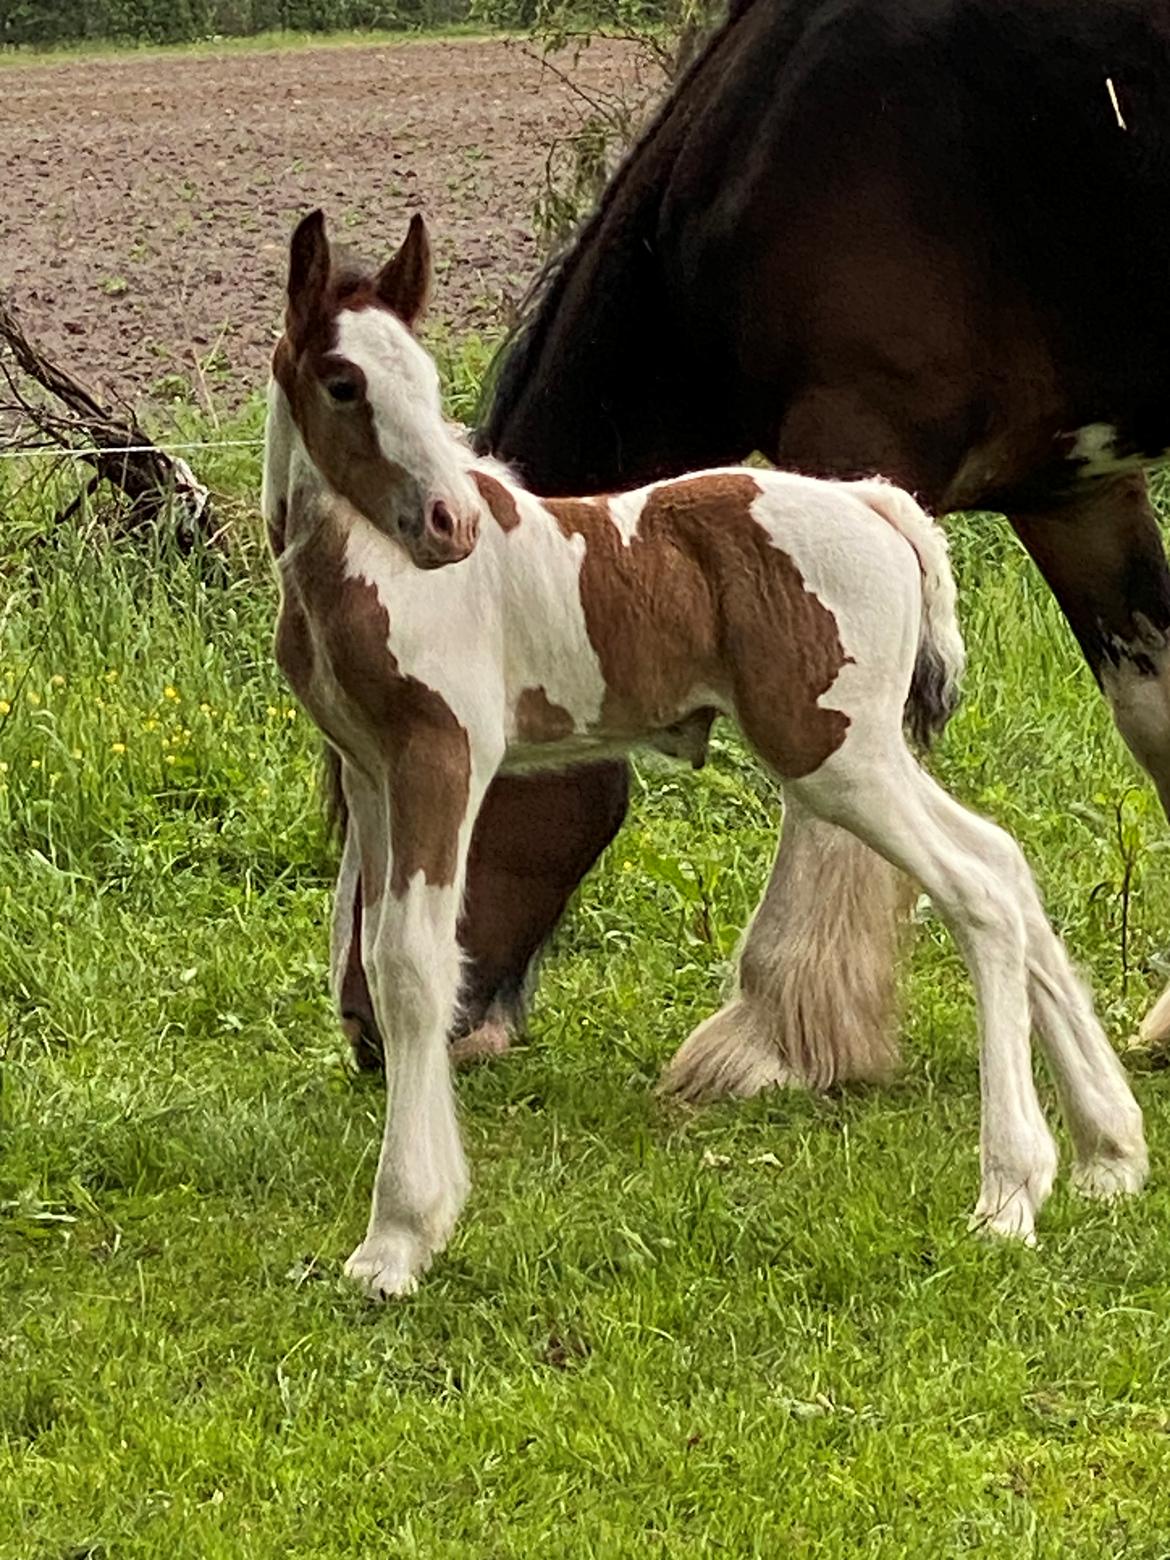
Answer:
[0,437,264,462]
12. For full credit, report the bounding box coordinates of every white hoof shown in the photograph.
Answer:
[1071,1148,1148,1202]
[658,1000,799,1103]
[968,1193,1039,1247]
[969,1154,1057,1246]
[344,1230,430,1300]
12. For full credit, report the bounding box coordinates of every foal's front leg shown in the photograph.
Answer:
[342,734,497,1299]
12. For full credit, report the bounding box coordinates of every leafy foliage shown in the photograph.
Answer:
[1,0,464,47]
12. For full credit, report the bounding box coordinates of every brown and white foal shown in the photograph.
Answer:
[264,211,1147,1298]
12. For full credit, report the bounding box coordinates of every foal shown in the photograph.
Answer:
[264,211,1147,1298]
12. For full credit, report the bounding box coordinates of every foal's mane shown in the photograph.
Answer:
[474,0,760,448]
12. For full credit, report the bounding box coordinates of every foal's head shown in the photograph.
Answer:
[273,209,480,568]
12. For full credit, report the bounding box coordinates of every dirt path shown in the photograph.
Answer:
[0,36,639,413]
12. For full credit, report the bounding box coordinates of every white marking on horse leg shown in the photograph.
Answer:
[345,872,468,1299]
[343,748,499,1300]
[659,798,903,1101]
[917,776,1147,1200]
[792,748,1058,1244]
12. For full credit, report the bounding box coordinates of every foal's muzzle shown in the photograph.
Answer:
[414,498,478,568]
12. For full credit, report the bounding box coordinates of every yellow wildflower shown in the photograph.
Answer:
[199,702,212,715]
[31,758,41,769]
[164,685,179,701]
[0,700,9,717]
[50,674,66,688]
[105,669,119,683]
[284,708,297,720]
[266,705,278,719]
[71,748,82,760]
[111,742,126,755]
[165,754,177,765]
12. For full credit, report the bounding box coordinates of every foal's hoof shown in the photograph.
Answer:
[449,1017,512,1068]
[968,1205,1039,1247]
[969,1162,1056,1246]
[1071,1149,1148,1202]
[344,1231,429,1300]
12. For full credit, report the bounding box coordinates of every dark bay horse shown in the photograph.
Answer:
[337,0,1170,1091]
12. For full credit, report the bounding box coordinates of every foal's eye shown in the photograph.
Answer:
[326,379,359,404]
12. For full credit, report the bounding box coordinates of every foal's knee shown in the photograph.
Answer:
[367,911,462,1043]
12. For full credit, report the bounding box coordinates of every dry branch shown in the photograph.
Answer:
[0,288,217,550]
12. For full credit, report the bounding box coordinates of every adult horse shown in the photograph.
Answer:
[336,0,1170,1095]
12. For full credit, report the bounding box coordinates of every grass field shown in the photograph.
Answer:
[4,358,1170,1555]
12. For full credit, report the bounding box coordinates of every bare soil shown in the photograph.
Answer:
[0,36,640,413]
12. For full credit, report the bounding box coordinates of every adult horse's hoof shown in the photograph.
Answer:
[342,1015,384,1072]
[658,998,799,1102]
[449,1017,512,1067]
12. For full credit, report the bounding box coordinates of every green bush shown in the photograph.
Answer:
[0,0,472,47]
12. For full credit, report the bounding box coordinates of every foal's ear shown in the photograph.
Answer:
[287,209,331,345]
[375,214,431,329]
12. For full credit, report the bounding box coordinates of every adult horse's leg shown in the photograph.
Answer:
[1008,472,1170,1041]
[453,763,631,1054]
[660,795,908,1099]
[333,757,630,1067]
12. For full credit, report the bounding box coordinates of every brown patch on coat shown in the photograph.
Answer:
[546,493,723,737]
[548,473,850,779]
[515,686,576,743]
[274,484,471,902]
[472,469,522,532]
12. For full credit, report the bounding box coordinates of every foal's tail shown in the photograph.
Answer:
[853,480,966,749]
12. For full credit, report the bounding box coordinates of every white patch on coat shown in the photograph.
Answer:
[336,479,611,759]
[1068,422,1122,475]
[334,307,482,519]
[748,471,924,752]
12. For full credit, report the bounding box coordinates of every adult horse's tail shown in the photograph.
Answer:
[660,484,963,1103]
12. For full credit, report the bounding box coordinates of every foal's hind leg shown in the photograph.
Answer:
[790,752,1059,1242]
[1010,473,1170,1043]
[913,777,1147,1199]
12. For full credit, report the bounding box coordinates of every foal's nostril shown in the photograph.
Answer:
[430,501,455,538]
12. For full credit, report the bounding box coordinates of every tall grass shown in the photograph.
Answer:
[3,359,1170,1554]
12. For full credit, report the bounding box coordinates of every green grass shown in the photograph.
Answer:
[0,22,511,70]
[4,373,1170,1556]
